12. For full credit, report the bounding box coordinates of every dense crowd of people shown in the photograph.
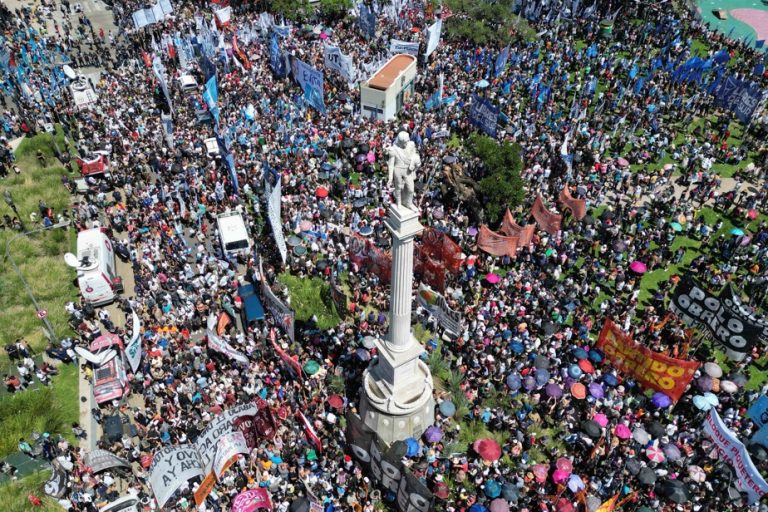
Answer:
[3,0,768,511]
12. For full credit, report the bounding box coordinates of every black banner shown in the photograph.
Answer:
[719,284,768,342]
[670,279,762,352]
[44,459,69,498]
[346,412,434,512]
[329,275,347,319]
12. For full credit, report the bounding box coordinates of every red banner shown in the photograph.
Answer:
[232,35,251,70]
[296,410,323,453]
[531,195,562,235]
[421,229,463,273]
[500,209,535,247]
[414,247,446,291]
[559,187,587,221]
[270,328,303,380]
[477,225,519,257]
[233,415,259,449]
[596,319,700,401]
[349,233,392,282]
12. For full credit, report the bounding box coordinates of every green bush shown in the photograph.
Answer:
[277,273,341,330]
[0,470,63,512]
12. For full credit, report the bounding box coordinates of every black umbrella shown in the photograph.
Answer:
[443,154,457,164]
[657,479,690,504]
[583,215,596,225]
[601,210,615,220]
[342,138,355,149]
[581,420,602,439]
[316,260,329,271]
[625,458,641,475]
[612,240,627,252]
[358,143,370,154]
[290,497,310,512]
[646,421,665,438]
[638,467,657,485]
[542,321,557,336]
[534,355,551,369]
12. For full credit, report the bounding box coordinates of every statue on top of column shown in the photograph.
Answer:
[387,131,421,211]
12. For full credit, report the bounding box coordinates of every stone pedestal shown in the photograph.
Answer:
[359,205,434,444]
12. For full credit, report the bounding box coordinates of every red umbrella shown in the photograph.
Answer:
[315,186,329,198]
[556,498,576,512]
[532,464,548,483]
[473,438,502,461]
[327,394,344,410]
[578,359,594,374]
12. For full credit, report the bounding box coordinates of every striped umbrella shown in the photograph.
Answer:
[646,445,666,463]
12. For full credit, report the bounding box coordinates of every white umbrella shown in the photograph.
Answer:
[704,362,723,378]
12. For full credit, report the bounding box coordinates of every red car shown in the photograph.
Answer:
[89,334,130,405]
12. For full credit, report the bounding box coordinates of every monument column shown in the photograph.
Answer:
[358,205,434,444]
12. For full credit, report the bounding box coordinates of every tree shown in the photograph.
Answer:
[442,0,531,46]
[467,134,524,226]
[271,0,353,23]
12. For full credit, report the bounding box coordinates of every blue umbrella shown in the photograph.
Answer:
[439,400,456,417]
[506,374,521,391]
[602,374,618,387]
[484,480,501,498]
[588,350,604,363]
[535,368,550,386]
[730,227,745,236]
[651,392,672,408]
[468,504,488,512]
[568,364,583,378]
[510,341,524,354]
[475,79,490,88]
[573,348,588,359]
[404,437,420,457]
[501,483,519,502]
[692,395,713,411]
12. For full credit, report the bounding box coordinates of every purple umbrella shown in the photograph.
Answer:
[696,375,714,392]
[423,426,443,443]
[523,376,537,391]
[588,382,605,399]
[651,392,672,408]
[546,383,563,398]
[468,226,478,236]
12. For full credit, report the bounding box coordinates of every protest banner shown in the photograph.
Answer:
[125,308,142,373]
[559,187,587,220]
[84,449,131,473]
[703,409,768,504]
[477,225,519,258]
[206,314,249,365]
[469,95,499,138]
[194,402,258,474]
[424,19,442,57]
[270,327,303,379]
[265,177,288,265]
[719,284,768,342]
[596,319,699,401]
[417,283,462,338]
[231,488,272,512]
[421,228,463,273]
[212,431,249,479]
[296,410,323,453]
[349,233,392,282]
[748,395,768,430]
[149,445,205,508]
[670,279,761,352]
[500,209,535,247]
[233,415,259,450]
[291,57,325,113]
[346,412,434,512]
[329,274,347,317]
[323,44,355,82]
[262,280,295,342]
[414,247,446,292]
[531,195,562,235]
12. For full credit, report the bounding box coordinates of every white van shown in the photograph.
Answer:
[99,495,140,512]
[179,74,199,94]
[217,211,251,258]
[73,228,123,306]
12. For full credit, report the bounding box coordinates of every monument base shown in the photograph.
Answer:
[359,339,434,444]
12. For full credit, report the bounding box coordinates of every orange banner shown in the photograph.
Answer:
[500,209,535,247]
[194,473,216,507]
[531,195,562,235]
[559,187,587,221]
[596,319,700,401]
[477,225,519,257]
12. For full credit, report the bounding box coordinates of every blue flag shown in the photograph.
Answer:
[495,46,510,77]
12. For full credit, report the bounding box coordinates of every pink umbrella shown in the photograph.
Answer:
[616,157,629,167]
[319,32,329,40]
[646,446,666,463]
[614,424,632,439]
[367,151,375,163]
[593,413,609,428]
[553,469,570,484]
[629,260,647,274]
[748,209,758,220]
[300,220,313,232]
[556,457,573,474]
[486,273,501,284]
[532,464,548,483]
[473,438,502,462]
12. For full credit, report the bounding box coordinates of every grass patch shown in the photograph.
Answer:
[0,131,78,365]
[277,273,341,330]
[0,469,63,512]
[0,363,79,458]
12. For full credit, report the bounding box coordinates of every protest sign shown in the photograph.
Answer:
[469,95,499,137]
[500,209,535,247]
[84,449,131,474]
[262,280,295,342]
[232,488,272,512]
[703,409,768,503]
[291,58,325,113]
[346,412,434,512]
[324,44,355,82]
[531,195,562,235]
[748,395,768,430]
[212,431,249,478]
[670,279,761,352]
[206,314,249,365]
[389,39,420,56]
[270,327,303,379]
[559,187,587,220]
[597,319,699,401]
[417,283,462,338]
[329,274,347,317]
[125,308,142,373]
[296,410,323,453]
[149,445,205,508]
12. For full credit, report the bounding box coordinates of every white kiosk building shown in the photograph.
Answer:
[359,54,417,121]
